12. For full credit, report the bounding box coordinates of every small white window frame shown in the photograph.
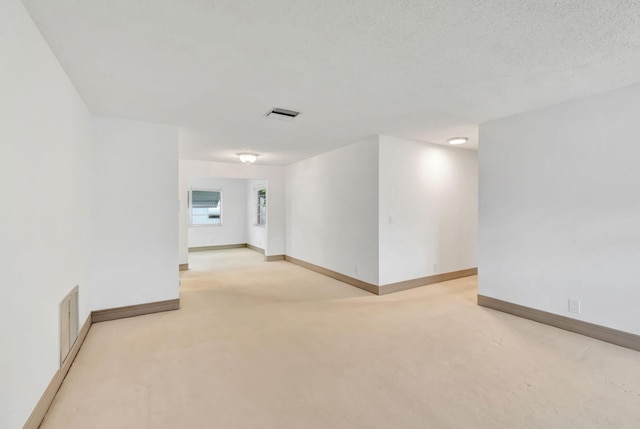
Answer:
[189,188,223,227]
[256,187,266,227]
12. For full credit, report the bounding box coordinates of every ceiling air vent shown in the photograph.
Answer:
[265,107,300,121]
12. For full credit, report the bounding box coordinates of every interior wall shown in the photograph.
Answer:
[479,83,640,335]
[188,177,248,248]
[285,137,380,285]
[0,2,92,427]
[91,117,179,310]
[247,180,268,250]
[378,136,478,285]
[179,155,285,262]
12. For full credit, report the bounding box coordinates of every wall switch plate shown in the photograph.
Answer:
[568,299,581,314]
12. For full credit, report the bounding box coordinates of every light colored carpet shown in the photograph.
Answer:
[41,248,640,428]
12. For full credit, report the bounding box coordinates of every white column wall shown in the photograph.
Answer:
[0,2,92,427]
[285,137,380,285]
[378,136,478,285]
[479,83,640,335]
[91,117,179,310]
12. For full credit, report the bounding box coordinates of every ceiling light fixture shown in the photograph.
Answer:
[447,137,468,145]
[237,153,259,164]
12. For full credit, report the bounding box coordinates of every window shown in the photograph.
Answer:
[190,189,222,225]
[257,188,266,226]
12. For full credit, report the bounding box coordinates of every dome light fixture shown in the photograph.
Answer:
[447,137,468,145]
[237,153,259,164]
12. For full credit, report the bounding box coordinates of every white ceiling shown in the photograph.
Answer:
[22,0,640,165]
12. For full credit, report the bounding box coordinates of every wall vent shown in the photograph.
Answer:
[265,107,300,121]
[60,286,79,366]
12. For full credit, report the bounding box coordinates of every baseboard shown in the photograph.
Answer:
[284,256,379,294]
[92,298,180,323]
[189,244,273,259]
[246,244,265,254]
[478,295,640,352]
[283,257,476,295]
[60,314,91,387]
[179,263,189,271]
[23,314,92,429]
[378,268,478,295]
[24,298,181,428]
[189,244,246,252]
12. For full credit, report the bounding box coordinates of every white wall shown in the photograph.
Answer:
[247,180,268,250]
[479,84,640,335]
[179,156,285,262]
[379,136,478,285]
[0,2,92,427]
[286,137,380,284]
[188,177,247,248]
[91,117,179,310]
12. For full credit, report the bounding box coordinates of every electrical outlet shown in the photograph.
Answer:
[433,263,438,273]
[568,299,581,314]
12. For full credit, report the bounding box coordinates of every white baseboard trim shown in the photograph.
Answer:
[23,314,91,429]
[378,268,478,295]
[284,255,379,294]
[189,244,246,252]
[478,295,640,352]
[284,256,475,296]
[24,297,181,428]
[92,298,180,323]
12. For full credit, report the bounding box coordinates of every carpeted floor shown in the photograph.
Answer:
[40,248,640,428]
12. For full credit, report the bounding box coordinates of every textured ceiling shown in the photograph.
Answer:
[22,0,640,165]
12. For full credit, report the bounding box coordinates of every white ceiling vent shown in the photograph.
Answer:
[265,108,300,121]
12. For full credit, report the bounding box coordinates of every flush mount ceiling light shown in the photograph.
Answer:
[237,153,259,164]
[265,107,300,121]
[447,137,468,145]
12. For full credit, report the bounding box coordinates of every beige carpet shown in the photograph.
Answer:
[41,248,640,428]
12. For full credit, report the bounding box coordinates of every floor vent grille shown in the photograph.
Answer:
[60,286,79,366]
